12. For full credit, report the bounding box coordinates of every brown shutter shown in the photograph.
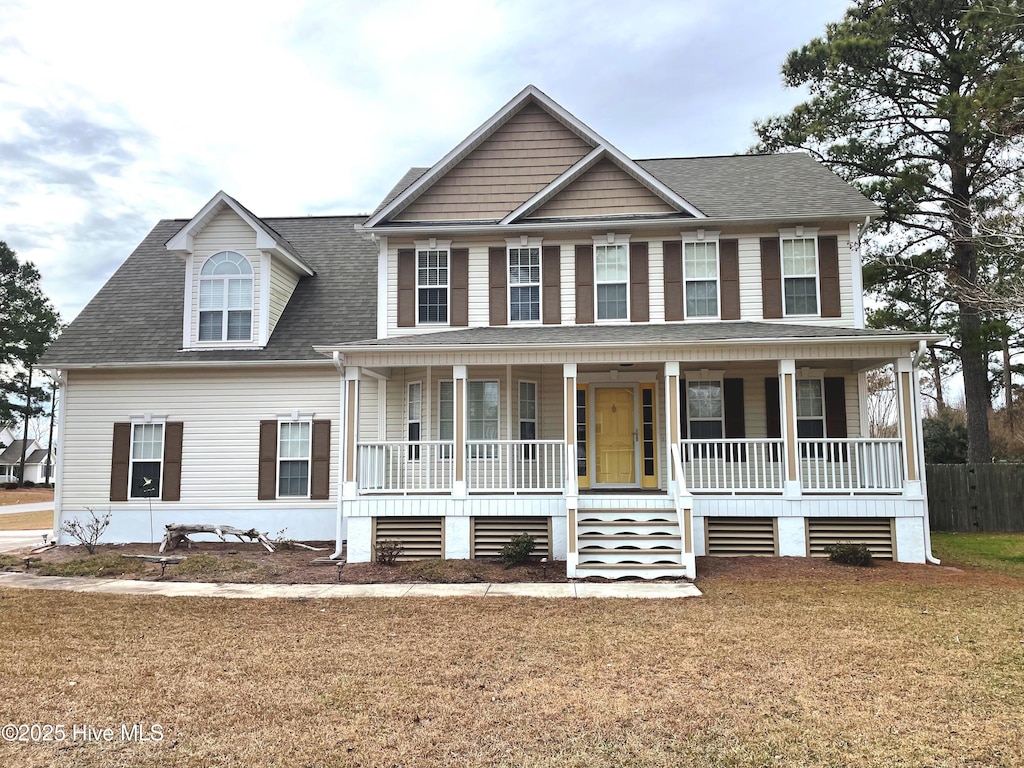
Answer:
[760,237,783,319]
[488,246,507,326]
[310,419,331,500]
[575,244,594,324]
[258,420,278,500]
[110,422,130,502]
[663,241,683,321]
[824,377,848,438]
[629,241,649,322]
[724,378,746,461]
[450,247,469,326]
[542,244,561,324]
[679,380,688,439]
[724,379,745,438]
[397,249,416,327]
[818,235,841,317]
[161,422,183,502]
[765,378,781,439]
[720,239,740,320]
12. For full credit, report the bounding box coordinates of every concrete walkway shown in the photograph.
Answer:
[0,530,51,553]
[0,571,701,599]
[0,501,54,514]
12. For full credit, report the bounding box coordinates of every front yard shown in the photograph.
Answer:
[1,555,1021,767]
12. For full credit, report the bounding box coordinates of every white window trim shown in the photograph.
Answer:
[779,227,820,318]
[682,371,725,440]
[506,236,543,325]
[129,418,166,500]
[518,379,538,440]
[414,239,452,326]
[795,377,827,439]
[276,418,312,499]
[592,233,631,323]
[197,251,256,344]
[681,230,721,321]
[407,381,422,460]
[438,379,454,443]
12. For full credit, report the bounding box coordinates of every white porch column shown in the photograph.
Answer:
[341,366,361,499]
[778,359,802,498]
[664,362,681,487]
[453,365,468,497]
[895,356,923,498]
[563,363,578,571]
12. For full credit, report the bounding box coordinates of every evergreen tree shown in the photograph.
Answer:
[755,0,1024,463]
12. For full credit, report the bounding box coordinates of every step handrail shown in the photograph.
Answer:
[670,442,693,558]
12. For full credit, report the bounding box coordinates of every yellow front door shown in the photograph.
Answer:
[594,387,636,485]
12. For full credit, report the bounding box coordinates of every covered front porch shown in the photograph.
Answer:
[325,324,934,577]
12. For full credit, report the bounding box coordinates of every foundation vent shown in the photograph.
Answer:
[472,517,551,559]
[807,517,895,560]
[373,517,444,560]
[705,517,777,557]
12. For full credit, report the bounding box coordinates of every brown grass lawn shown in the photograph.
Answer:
[1,560,1022,767]
[0,487,54,506]
[0,509,52,531]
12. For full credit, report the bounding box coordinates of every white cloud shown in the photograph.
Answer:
[0,0,852,320]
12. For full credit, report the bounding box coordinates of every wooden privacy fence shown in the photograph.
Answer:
[927,464,1024,532]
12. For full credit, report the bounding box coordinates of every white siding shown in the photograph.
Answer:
[61,366,339,515]
[189,209,263,346]
[268,259,301,335]
[384,229,858,337]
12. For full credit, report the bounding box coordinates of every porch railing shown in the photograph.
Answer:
[679,437,905,494]
[797,438,904,493]
[679,439,786,493]
[356,441,454,494]
[356,439,565,494]
[466,440,566,493]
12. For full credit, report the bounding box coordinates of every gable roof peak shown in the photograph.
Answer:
[364,85,704,227]
[165,190,314,276]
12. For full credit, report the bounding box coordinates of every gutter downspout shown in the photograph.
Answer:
[913,340,940,564]
[331,351,345,560]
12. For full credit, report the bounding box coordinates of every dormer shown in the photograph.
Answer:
[166,192,314,350]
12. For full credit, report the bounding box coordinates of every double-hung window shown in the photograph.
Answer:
[782,237,818,316]
[278,421,311,497]
[796,380,825,439]
[595,243,628,320]
[130,422,163,498]
[683,239,719,318]
[417,248,449,323]
[509,246,541,322]
[437,380,498,457]
[199,251,253,341]
[686,381,724,440]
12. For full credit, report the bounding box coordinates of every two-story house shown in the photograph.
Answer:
[40,86,940,578]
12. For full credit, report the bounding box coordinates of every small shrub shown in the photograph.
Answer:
[22,480,35,488]
[826,543,875,567]
[374,539,404,566]
[500,533,536,568]
[2,482,17,490]
[61,508,111,555]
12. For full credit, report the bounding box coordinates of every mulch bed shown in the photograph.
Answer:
[6,539,1020,587]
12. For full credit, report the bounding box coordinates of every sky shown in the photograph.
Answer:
[0,0,853,323]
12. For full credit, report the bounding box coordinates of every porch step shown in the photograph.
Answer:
[581,514,675,528]
[573,504,687,580]
[575,562,690,580]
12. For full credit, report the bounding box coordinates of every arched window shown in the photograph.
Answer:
[199,252,253,341]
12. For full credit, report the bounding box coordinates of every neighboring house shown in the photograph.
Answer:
[41,86,940,578]
[0,427,53,484]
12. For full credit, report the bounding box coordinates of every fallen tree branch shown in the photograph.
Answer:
[160,524,276,553]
